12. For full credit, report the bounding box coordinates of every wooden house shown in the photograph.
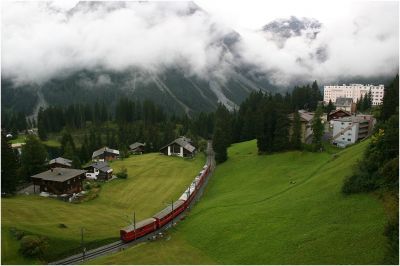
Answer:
[48,157,72,168]
[159,137,196,158]
[84,161,113,181]
[129,142,145,154]
[92,147,120,162]
[31,168,86,195]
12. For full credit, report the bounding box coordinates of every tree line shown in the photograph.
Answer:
[213,81,324,163]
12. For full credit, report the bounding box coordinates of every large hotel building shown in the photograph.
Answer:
[323,84,384,106]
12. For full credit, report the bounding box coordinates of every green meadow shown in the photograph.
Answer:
[90,140,388,265]
[1,153,204,264]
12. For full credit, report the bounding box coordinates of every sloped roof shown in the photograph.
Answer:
[160,137,196,153]
[49,157,72,167]
[86,161,112,173]
[335,97,353,107]
[328,109,351,116]
[32,168,86,182]
[92,147,120,158]
[129,142,145,150]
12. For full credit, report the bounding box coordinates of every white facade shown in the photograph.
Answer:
[324,84,384,106]
[331,115,373,147]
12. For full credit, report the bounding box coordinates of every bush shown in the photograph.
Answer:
[342,169,378,194]
[116,167,128,179]
[19,235,48,258]
[83,183,92,190]
[10,227,25,240]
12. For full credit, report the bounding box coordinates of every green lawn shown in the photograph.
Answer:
[90,140,388,264]
[1,153,205,264]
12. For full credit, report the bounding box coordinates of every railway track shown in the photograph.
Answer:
[51,141,215,265]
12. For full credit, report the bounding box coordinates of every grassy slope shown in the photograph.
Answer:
[1,153,204,264]
[90,140,387,265]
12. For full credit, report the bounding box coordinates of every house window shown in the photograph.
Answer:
[44,186,47,191]
[347,139,351,141]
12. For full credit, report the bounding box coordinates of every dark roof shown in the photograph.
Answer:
[129,142,145,150]
[121,218,156,232]
[329,109,351,116]
[48,157,72,167]
[32,168,86,182]
[335,97,353,107]
[86,161,113,173]
[153,200,185,219]
[92,147,120,158]
[160,137,196,153]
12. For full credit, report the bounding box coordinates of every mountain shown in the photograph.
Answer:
[1,2,278,118]
[262,16,322,48]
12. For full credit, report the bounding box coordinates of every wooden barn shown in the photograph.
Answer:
[129,142,145,154]
[48,157,72,168]
[92,147,120,162]
[159,137,196,158]
[31,168,86,195]
[84,161,113,181]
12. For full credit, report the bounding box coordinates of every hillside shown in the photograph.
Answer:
[1,153,204,264]
[89,140,388,264]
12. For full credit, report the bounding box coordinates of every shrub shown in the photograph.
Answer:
[84,183,92,190]
[116,167,128,179]
[342,169,378,194]
[19,235,48,258]
[10,227,25,240]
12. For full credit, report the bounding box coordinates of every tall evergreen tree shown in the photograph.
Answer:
[311,105,324,150]
[20,135,48,181]
[381,75,399,121]
[273,109,290,151]
[291,110,302,150]
[212,104,232,163]
[326,99,335,115]
[1,133,19,194]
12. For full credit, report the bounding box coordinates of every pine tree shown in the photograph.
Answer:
[20,135,48,181]
[37,108,47,140]
[381,75,399,121]
[212,104,232,163]
[291,110,302,150]
[326,99,335,115]
[1,132,20,194]
[273,109,290,151]
[311,105,324,151]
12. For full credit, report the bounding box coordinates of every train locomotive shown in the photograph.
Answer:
[120,163,211,242]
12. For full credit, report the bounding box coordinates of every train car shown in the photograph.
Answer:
[179,182,196,204]
[120,217,157,243]
[153,200,186,228]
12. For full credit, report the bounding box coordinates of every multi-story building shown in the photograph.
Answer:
[323,84,384,106]
[330,115,375,147]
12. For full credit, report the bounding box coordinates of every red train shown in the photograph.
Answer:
[120,163,211,242]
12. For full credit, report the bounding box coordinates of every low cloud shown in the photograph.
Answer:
[1,1,399,87]
[2,1,234,85]
[234,2,399,86]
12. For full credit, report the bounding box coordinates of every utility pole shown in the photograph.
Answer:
[81,227,85,261]
[133,211,136,240]
[171,200,174,227]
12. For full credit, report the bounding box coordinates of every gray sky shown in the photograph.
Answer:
[1,0,399,86]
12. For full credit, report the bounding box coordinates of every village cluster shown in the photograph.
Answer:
[23,137,196,201]
[291,83,380,148]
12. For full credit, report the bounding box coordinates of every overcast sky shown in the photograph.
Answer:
[1,0,399,86]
